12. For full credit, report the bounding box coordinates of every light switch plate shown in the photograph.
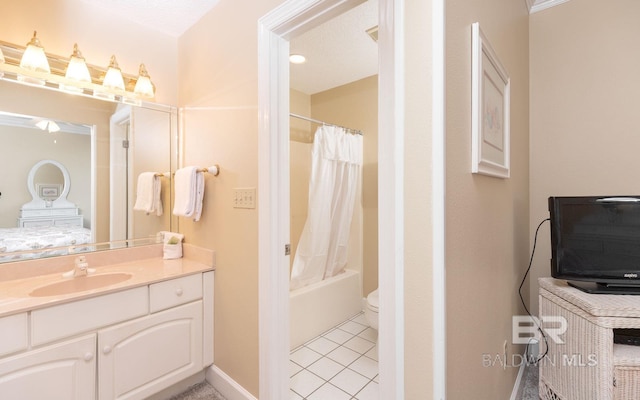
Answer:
[233,188,256,209]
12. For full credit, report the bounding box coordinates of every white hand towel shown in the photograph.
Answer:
[133,172,163,216]
[193,171,205,222]
[173,166,205,221]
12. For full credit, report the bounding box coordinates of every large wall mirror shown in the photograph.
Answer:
[0,79,177,262]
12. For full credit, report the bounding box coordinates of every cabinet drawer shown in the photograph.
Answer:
[31,286,148,346]
[149,274,202,313]
[21,219,54,228]
[53,217,83,227]
[0,313,28,357]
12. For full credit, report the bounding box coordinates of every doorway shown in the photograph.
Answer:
[258,0,406,398]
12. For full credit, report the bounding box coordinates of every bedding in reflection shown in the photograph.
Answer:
[0,226,92,262]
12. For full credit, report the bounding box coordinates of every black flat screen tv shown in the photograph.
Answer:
[549,196,640,294]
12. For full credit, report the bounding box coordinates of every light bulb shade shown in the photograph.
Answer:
[133,64,155,98]
[102,55,125,90]
[36,120,61,133]
[19,31,50,73]
[64,44,91,83]
[47,121,60,133]
[35,120,48,130]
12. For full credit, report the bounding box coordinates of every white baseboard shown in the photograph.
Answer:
[145,372,205,400]
[206,365,257,400]
[510,359,526,400]
[511,339,540,399]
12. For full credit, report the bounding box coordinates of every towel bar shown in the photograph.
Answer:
[160,165,221,178]
[197,165,220,176]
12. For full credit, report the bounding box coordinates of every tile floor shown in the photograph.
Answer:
[290,312,378,400]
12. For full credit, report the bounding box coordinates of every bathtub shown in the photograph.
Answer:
[290,269,363,349]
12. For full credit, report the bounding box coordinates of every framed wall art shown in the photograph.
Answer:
[471,22,510,178]
[37,183,62,200]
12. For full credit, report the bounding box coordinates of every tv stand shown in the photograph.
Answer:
[568,280,640,295]
[539,278,640,399]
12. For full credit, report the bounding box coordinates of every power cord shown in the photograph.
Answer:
[518,217,550,364]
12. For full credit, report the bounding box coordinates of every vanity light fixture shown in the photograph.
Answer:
[35,119,60,133]
[133,64,155,98]
[63,44,91,85]
[0,32,156,101]
[19,31,50,73]
[18,31,50,85]
[102,55,125,91]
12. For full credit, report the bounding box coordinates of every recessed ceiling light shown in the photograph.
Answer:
[289,54,306,64]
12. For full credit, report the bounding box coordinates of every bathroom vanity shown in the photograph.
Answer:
[0,244,214,400]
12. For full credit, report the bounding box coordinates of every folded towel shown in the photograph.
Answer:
[133,172,163,216]
[173,166,205,221]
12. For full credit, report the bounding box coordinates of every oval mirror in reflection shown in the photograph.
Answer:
[34,162,64,200]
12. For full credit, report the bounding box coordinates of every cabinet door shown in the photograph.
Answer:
[98,301,203,400]
[0,334,96,400]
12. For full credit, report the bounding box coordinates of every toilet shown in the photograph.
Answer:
[365,288,379,331]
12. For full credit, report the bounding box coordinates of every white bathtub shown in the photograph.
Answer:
[290,269,363,349]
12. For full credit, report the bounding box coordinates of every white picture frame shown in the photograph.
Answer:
[471,22,510,178]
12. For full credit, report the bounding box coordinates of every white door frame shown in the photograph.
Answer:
[109,107,132,242]
[258,2,374,398]
[257,0,446,398]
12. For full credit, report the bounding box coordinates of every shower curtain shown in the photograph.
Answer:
[290,125,363,290]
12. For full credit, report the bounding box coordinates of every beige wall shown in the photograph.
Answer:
[290,89,312,269]
[446,0,530,398]
[177,0,283,395]
[310,75,378,296]
[529,1,640,314]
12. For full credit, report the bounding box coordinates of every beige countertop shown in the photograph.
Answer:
[0,244,214,317]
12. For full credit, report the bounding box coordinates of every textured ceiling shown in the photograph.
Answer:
[290,0,378,95]
[77,0,221,37]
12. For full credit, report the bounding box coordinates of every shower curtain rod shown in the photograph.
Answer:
[290,113,363,136]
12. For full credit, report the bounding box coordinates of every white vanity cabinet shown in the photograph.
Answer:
[0,270,214,400]
[0,334,96,400]
[98,274,205,400]
[98,301,202,400]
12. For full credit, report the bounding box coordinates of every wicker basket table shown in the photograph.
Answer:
[539,277,640,400]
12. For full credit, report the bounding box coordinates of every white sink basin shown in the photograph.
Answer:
[29,273,133,297]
